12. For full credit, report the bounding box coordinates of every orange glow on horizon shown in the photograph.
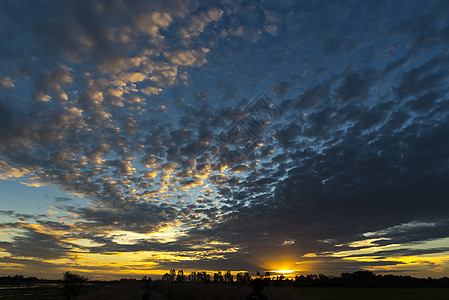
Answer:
[272,269,295,273]
[258,257,305,278]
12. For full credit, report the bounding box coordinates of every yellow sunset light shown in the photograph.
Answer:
[272,269,295,274]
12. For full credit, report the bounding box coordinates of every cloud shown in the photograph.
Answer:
[55,197,72,203]
[271,81,295,96]
[133,11,173,39]
[141,86,163,95]
[387,1,449,54]
[335,68,377,102]
[179,8,223,39]
[0,222,71,260]
[165,48,210,67]
[118,72,147,83]
[1,0,449,279]
[0,161,32,180]
[32,64,73,101]
[0,77,14,89]
[394,53,449,99]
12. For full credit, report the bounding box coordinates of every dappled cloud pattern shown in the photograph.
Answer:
[1,0,449,279]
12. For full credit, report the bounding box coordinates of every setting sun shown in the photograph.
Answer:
[272,269,295,274]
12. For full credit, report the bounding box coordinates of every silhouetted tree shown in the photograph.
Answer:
[158,269,449,289]
[162,270,175,282]
[62,271,88,299]
[224,270,233,283]
[236,272,242,283]
[188,272,197,282]
[176,270,185,282]
[213,271,223,283]
[236,272,251,284]
[202,271,211,282]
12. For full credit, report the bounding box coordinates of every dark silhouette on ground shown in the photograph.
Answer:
[2,270,449,290]
[62,271,88,299]
[159,269,449,289]
[141,276,152,300]
[246,278,268,300]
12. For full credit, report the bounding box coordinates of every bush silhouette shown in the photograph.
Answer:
[62,271,88,299]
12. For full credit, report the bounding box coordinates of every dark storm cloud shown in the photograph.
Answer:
[0,256,59,269]
[179,42,449,269]
[365,220,449,246]
[55,197,72,203]
[0,210,44,221]
[335,68,377,102]
[271,81,295,96]
[347,247,449,259]
[1,0,192,65]
[57,200,181,235]
[0,223,70,260]
[323,35,359,57]
[387,1,449,54]
[383,55,411,75]
[394,53,449,99]
[0,101,12,136]
[294,82,331,110]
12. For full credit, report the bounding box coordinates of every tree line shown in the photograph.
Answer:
[0,275,59,284]
[2,270,449,289]
[161,269,449,288]
[161,269,252,284]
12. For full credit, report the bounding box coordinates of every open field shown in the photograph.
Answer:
[296,287,449,300]
[0,284,65,300]
[76,280,449,300]
[153,282,449,300]
[1,281,448,300]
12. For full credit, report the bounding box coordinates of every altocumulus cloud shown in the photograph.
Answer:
[1,0,449,278]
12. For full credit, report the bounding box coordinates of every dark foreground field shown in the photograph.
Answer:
[1,281,448,300]
[151,282,449,300]
[0,283,65,300]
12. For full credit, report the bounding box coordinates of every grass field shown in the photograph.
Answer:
[1,281,448,300]
[297,287,449,300]
[78,281,449,300]
[0,284,65,300]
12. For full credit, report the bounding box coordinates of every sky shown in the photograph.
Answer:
[1,0,449,280]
